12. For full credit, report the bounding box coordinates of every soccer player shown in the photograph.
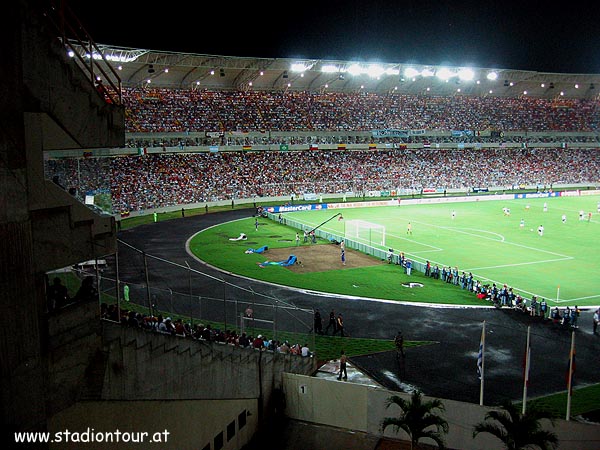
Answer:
[543,202,548,212]
[537,225,544,236]
[520,218,525,228]
[451,210,456,220]
[562,214,566,223]
[407,222,413,235]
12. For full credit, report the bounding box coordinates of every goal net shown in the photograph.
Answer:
[345,220,386,246]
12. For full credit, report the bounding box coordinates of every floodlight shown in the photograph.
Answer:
[486,71,498,81]
[321,65,339,73]
[404,67,419,78]
[366,65,384,78]
[458,68,474,81]
[291,63,308,72]
[436,68,453,81]
[347,64,362,76]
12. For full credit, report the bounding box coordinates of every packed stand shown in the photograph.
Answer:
[121,87,600,133]
[45,148,600,213]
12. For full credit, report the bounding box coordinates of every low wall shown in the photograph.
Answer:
[283,373,600,450]
[101,323,317,403]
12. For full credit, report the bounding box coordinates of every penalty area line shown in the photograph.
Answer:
[466,256,574,271]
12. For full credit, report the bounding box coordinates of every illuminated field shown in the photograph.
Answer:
[190,195,600,306]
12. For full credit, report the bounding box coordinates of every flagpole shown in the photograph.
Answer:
[566,330,575,421]
[479,320,486,406]
[522,325,531,415]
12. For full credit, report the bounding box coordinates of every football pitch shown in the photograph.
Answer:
[190,195,599,307]
[281,195,600,306]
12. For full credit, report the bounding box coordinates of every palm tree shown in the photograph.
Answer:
[472,400,558,450]
[381,390,449,449]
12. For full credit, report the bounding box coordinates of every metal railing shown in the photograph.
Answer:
[42,0,122,105]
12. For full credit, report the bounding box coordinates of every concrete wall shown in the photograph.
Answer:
[48,399,258,450]
[46,300,104,417]
[283,373,600,450]
[100,323,317,407]
[40,316,316,449]
[21,2,125,149]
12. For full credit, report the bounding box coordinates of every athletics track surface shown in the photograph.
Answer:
[113,209,600,408]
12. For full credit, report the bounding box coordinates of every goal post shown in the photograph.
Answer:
[345,220,386,246]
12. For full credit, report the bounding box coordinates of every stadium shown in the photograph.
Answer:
[3,1,600,449]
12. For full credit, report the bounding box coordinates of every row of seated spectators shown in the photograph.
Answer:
[127,133,600,149]
[45,147,600,213]
[101,304,312,357]
[122,87,600,133]
[422,263,580,328]
[46,275,99,313]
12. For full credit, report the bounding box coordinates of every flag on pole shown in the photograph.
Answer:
[478,321,486,406]
[523,328,531,387]
[477,329,484,380]
[566,336,576,393]
[522,326,531,414]
[565,330,576,421]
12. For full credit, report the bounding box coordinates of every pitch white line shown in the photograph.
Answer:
[466,256,573,271]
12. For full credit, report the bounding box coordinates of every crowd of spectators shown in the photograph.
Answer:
[126,132,600,150]
[101,303,312,357]
[45,87,600,212]
[122,87,600,133]
[420,260,580,328]
[46,147,600,213]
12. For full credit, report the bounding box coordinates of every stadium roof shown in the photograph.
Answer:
[76,43,600,100]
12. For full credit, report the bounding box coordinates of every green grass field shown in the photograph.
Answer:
[189,195,600,307]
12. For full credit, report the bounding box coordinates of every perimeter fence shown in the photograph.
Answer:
[49,239,316,352]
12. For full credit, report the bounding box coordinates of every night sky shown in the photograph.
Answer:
[70,0,600,74]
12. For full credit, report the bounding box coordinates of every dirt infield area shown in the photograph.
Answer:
[264,243,385,273]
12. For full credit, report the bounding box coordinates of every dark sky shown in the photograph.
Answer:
[69,0,600,74]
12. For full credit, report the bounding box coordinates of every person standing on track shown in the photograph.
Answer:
[325,309,337,334]
[337,350,348,380]
[394,331,405,358]
[314,309,323,335]
[334,313,345,337]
